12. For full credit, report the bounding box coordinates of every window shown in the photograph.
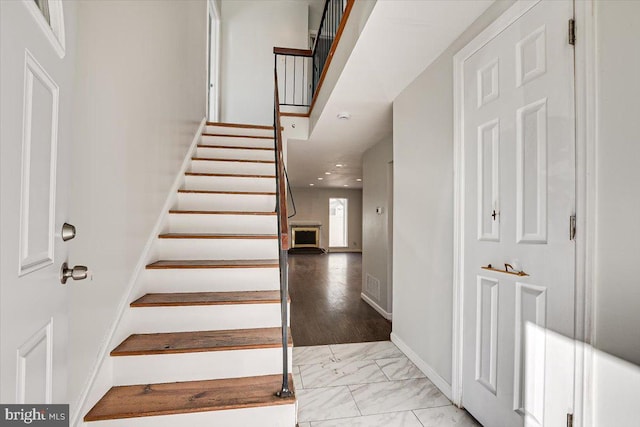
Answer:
[329,198,348,247]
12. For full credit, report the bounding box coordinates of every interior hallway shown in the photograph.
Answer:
[293,341,480,426]
[289,253,391,346]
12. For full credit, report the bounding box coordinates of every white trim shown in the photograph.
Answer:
[207,0,221,122]
[70,118,207,427]
[18,50,59,276]
[16,318,54,404]
[22,0,66,58]
[360,293,391,321]
[573,1,597,426]
[391,332,452,400]
[452,0,542,408]
[475,276,499,395]
[327,248,361,253]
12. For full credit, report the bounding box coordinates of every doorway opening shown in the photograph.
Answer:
[329,197,348,248]
[207,0,220,122]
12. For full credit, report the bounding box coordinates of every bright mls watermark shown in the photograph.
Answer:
[0,405,68,426]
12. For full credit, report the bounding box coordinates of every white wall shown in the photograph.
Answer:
[220,0,308,125]
[289,187,362,252]
[593,0,640,366]
[68,0,207,410]
[309,0,376,132]
[307,0,326,35]
[362,136,393,314]
[392,0,515,385]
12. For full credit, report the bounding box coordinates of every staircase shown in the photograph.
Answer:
[83,123,296,426]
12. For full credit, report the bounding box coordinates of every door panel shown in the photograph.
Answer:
[1,0,75,404]
[461,1,576,426]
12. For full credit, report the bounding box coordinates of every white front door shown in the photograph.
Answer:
[460,1,575,426]
[1,0,75,404]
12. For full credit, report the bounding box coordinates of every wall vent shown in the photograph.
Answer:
[366,274,381,301]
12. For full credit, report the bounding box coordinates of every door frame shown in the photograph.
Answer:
[206,0,221,122]
[451,1,596,425]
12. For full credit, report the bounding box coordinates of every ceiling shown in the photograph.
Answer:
[286,0,494,189]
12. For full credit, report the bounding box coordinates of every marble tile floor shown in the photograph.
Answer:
[294,341,481,427]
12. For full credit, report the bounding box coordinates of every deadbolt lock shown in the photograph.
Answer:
[61,223,76,241]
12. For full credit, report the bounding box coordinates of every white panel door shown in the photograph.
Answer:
[461,1,575,426]
[0,0,75,404]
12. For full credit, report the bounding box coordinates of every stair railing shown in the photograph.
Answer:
[274,0,354,111]
[272,0,354,399]
[273,70,293,398]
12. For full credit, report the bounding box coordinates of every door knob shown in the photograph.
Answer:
[60,262,88,284]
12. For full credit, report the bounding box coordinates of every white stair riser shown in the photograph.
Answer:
[142,268,280,293]
[201,134,274,148]
[190,160,275,175]
[204,125,274,138]
[167,214,277,234]
[83,403,297,427]
[185,175,276,193]
[113,348,292,385]
[176,193,276,212]
[156,238,278,260]
[127,304,288,333]
[196,146,274,161]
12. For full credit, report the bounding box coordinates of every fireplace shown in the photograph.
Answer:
[291,225,320,248]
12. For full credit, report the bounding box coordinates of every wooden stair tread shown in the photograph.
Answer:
[146,259,279,269]
[169,210,276,215]
[111,327,292,356]
[84,374,295,421]
[131,291,283,307]
[178,189,276,195]
[198,144,274,151]
[202,133,273,140]
[192,157,275,164]
[185,172,276,178]
[158,233,277,239]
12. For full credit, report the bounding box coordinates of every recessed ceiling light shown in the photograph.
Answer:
[343,184,349,187]
[335,164,343,167]
[309,183,314,186]
[317,177,323,180]
[337,112,351,120]
[356,178,362,182]
[325,172,331,175]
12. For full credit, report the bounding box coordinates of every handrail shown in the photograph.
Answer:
[284,166,297,219]
[273,47,312,57]
[273,69,292,398]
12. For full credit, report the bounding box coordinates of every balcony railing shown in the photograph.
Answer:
[274,0,354,111]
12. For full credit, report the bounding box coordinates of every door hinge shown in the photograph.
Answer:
[570,215,577,240]
[567,413,574,427]
[568,19,576,45]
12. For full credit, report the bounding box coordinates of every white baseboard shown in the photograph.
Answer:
[70,117,206,427]
[390,332,452,401]
[360,293,392,320]
[327,248,362,253]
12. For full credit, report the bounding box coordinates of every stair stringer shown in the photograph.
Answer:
[70,118,206,427]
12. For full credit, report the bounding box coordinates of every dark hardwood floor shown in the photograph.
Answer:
[289,253,391,346]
